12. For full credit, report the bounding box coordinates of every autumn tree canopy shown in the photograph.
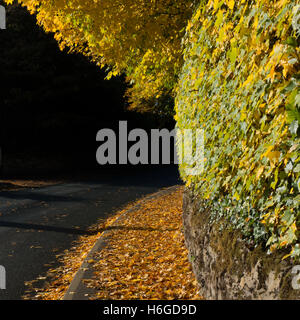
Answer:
[5,0,300,259]
[5,0,197,113]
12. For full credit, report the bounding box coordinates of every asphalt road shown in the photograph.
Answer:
[0,166,181,300]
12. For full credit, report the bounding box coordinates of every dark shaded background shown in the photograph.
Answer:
[0,2,175,177]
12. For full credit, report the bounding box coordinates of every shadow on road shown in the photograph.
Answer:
[0,191,85,203]
[0,220,97,235]
[0,220,178,235]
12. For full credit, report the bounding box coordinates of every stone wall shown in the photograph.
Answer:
[182,188,300,299]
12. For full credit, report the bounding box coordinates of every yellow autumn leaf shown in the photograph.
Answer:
[256,166,264,180]
[228,0,235,10]
[266,151,281,166]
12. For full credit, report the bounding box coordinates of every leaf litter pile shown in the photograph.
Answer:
[24,186,202,300]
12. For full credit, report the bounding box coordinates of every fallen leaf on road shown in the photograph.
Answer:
[23,186,202,300]
[85,186,201,300]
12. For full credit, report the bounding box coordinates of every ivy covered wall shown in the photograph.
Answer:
[176,0,300,259]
